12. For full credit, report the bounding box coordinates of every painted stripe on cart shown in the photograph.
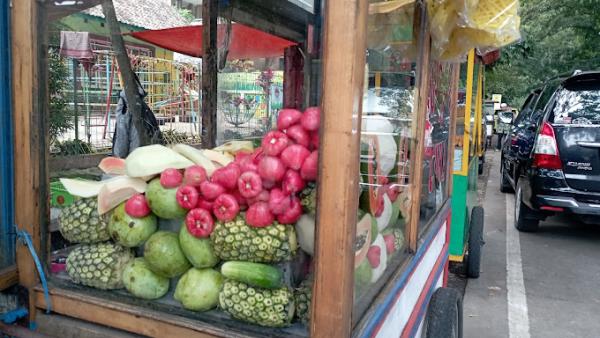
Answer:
[369,221,447,338]
[403,246,449,338]
[506,194,531,338]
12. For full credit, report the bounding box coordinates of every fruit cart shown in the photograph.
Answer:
[6,0,520,337]
[449,49,485,278]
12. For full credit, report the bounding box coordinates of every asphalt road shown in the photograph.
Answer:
[463,151,600,338]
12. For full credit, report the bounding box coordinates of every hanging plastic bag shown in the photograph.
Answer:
[112,75,164,158]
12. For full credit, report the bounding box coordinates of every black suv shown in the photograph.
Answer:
[500,71,600,231]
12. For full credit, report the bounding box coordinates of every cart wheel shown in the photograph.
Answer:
[514,185,539,232]
[424,287,463,338]
[467,206,484,278]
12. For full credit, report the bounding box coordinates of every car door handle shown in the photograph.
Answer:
[576,141,600,148]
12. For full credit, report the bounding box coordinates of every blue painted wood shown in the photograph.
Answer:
[0,0,14,269]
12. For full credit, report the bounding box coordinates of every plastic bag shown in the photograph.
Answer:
[428,0,521,61]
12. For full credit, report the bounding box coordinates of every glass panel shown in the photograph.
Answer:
[46,1,324,335]
[418,61,455,230]
[354,1,423,320]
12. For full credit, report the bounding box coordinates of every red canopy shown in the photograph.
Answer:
[129,24,297,60]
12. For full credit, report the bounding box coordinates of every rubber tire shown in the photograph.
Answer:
[514,185,539,232]
[500,161,513,193]
[466,206,484,278]
[424,288,463,338]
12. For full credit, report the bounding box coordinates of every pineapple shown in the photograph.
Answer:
[300,184,316,215]
[219,279,295,327]
[210,216,297,264]
[59,198,110,243]
[294,278,312,324]
[66,242,133,290]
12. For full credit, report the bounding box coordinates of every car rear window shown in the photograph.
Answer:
[550,82,600,125]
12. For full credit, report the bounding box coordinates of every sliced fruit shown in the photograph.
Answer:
[354,211,373,268]
[171,144,217,176]
[370,234,388,283]
[295,214,315,256]
[125,145,193,178]
[213,140,254,155]
[376,194,393,231]
[59,178,108,198]
[202,149,234,167]
[98,156,126,175]
[97,177,147,215]
[221,261,283,289]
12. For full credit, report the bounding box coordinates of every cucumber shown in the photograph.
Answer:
[221,261,283,289]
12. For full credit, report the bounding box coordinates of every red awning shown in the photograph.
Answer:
[129,24,297,60]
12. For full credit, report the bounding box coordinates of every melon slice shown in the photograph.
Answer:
[171,144,217,176]
[355,211,374,268]
[370,234,388,283]
[376,194,393,232]
[59,178,109,198]
[202,149,234,167]
[98,157,126,175]
[213,140,254,156]
[125,145,193,178]
[97,177,147,215]
[296,214,316,256]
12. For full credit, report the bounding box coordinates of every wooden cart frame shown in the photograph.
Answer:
[6,0,460,337]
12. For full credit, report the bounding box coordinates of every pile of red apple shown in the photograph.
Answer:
[160,107,320,239]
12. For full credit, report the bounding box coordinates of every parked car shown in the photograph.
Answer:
[500,71,600,231]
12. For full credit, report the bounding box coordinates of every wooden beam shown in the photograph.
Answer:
[33,288,224,338]
[283,46,304,109]
[407,8,431,252]
[201,0,218,148]
[12,0,43,290]
[0,266,18,291]
[102,0,149,151]
[310,0,368,336]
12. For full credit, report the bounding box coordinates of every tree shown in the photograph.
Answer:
[486,0,600,107]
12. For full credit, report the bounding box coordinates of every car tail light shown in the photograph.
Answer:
[533,122,562,169]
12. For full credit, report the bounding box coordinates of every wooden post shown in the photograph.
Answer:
[72,59,79,141]
[12,0,51,325]
[283,46,304,109]
[201,0,218,148]
[407,29,431,252]
[310,0,368,336]
[102,0,149,149]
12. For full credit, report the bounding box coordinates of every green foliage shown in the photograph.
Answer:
[486,0,600,107]
[56,139,92,156]
[49,48,74,142]
[178,8,195,23]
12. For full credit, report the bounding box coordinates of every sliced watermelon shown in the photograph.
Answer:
[98,157,126,175]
